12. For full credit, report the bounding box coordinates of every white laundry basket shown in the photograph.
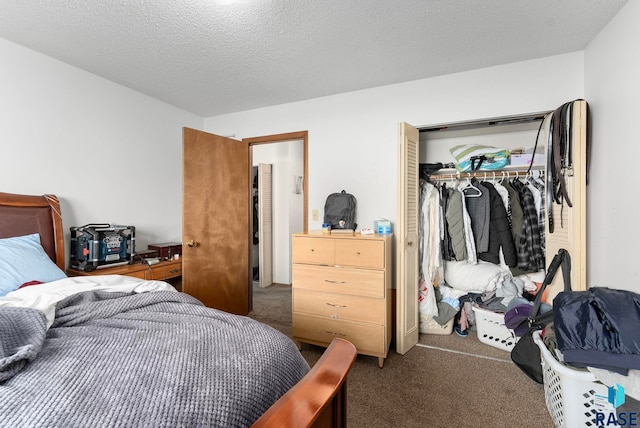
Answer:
[532,330,616,427]
[419,313,454,335]
[471,305,518,351]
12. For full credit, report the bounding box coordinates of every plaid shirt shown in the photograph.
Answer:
[528,176,546,254]
[512,180,545,272]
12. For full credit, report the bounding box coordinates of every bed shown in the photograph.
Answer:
[0,191,356,428]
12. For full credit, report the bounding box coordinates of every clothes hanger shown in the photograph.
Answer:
[462,176,482,197]
[511,170,521,184]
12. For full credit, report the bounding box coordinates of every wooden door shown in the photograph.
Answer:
[396,122,420,354]
[258,163,273,288]
[182,128,250,315]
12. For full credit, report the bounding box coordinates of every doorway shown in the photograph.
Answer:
[246,131,308,310]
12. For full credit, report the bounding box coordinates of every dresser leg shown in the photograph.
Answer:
[378,357,384,368]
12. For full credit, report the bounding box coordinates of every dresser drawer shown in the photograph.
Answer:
[292,236,335,265]
[146,262,183,280]
[127,270,147,279]
[335,239,384,269]
[292,264,384,298]
[293,313,386,356]
[293,289,385,324]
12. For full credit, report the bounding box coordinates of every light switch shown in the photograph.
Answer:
[312,210,319,221]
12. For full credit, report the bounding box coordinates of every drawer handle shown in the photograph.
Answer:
[324,280,346,284]
[324,331,347,337]
[169,268,180,274]
[326,302,347,308]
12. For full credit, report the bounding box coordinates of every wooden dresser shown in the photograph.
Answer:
[292,231,392,368]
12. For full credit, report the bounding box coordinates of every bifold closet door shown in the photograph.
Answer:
[396,122,419,355]
[544,100,588,301]
[258,163,273,288]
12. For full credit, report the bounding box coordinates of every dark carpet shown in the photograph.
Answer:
[249,283,554,428]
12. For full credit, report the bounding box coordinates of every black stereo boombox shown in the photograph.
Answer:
[69,224,135,271]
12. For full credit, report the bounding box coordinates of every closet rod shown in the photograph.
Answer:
[426,167,544,182]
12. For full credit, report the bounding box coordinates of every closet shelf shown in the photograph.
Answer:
[425,164,544,181]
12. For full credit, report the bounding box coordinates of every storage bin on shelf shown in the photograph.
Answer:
[419,313,454,335]
[471,305,518,351]
[532,330,616,428]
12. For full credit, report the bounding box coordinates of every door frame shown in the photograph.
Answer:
[244,130,309,232]
[244,131,309,309]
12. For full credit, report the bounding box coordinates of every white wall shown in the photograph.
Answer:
[205,54,583,236]
[584,0,640,292]
[204,53,584,289]
[288,140,304,241]
[0,38,202,256]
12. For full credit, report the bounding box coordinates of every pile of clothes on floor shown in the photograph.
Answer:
[419,259,548,336]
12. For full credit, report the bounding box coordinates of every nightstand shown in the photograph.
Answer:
[66,259,183,290]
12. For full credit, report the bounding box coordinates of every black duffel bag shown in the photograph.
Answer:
[507,249,571,383]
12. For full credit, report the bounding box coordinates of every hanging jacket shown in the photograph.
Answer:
[478,182,517,267]
[439,184,455,261]
[445,187,467,261]
[504,181,524,246]
[457,187,477,264]
[463,179,490,254]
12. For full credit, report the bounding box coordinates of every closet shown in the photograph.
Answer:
[396,100,588,354]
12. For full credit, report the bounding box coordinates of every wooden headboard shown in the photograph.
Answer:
[0,192,65,270]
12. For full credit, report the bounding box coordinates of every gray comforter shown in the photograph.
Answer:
[0,290,310,427]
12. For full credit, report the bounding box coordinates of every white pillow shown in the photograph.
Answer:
[0,233,67,296]
[444,260,512,293]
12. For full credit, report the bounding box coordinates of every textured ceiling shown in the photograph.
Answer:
[0,0,629,117]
